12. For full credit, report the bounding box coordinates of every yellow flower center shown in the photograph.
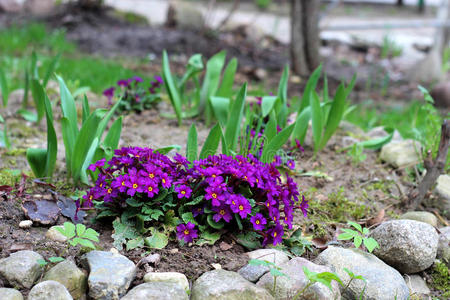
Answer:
[149,173,154,178]
[220,210,225,215]
[212,174,216,178]
[181,190,186,195]
[232,201,236,205]
[148,186,153,192]
[239,205,244,211]
[162,179,166,183]
[255,220,260,224]
[212,193,217,199]
[273,232,277,237]
[107,188,112,194]
[273,216,277,221]
[121,181,126,186]
[256,179,259,183]
[184,230,189,235]
[244,176,247,180]
[100,183,103,187]
[89,195,93,200]
[266,203,270,207]
[133,183,138,189]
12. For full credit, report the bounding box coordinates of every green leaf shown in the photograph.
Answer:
[83,228,100,242]
[126,198,144,207]
[210,96,230,128]
[145,229,169,249]
[261,96,278,118]
[111,219,140,251]
[291,107,311,145]
[264,112,277,144]
[96,210,118,219]
[358,132,393,150]
[30,79,45,123]
[235,214,243,231]
[82,95,90,125]
[37,259,48,267]
[337,232,356,241]
[261,124,294,163]
[185,195,204,206]
[181,212,197,225]
[76,223,86,237]
[196,231,221,246]
[418,85,434,104]
[207,214,225,229]
[299,64,322,113]
[17,109,37,122]
[61,117,75,175]
[186,123,198,162]
[199,123,222,159]
[362,228,369,235]
[102,116,122,150]
[217,57,237,98]
[162,51,183,125]
[156,145,181,155]
[126,237,144,251]
[57,75,78,140]
[249,259,274,268]
[48,257,64,263]
[43,54,60,87]
[320,84,347,150]
[200,50,227,113]
[57,222,75,239]
[348,221,363,233]
[236,232,261,249]
[311,92,323,153]
[224,83,247,151]
[363,237,379,253]
[73,237,96,249]
[26,148,47,178]
[270,268,288,277]
[0,67,9,106]
[354,235,363,248]
[277,65,289,105]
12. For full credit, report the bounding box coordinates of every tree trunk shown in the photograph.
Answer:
[290,0,320,76]
[397,0,404,6]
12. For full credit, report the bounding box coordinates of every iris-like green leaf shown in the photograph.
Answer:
[261,96,278,118]
[186,123,198,162]
[43,54,60,87]
[310,92,323,153]
[200,123,222,159]
[261,124,294,163]
[298,64,322,113]
[162,51,183,125]
[217,57,237,98]
[0,67,9,107]
[210,96,230,128]
[320,84,346,150]
[199,50,226,113]
[225,83,247,151]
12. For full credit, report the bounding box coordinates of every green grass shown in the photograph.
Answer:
[0,23,156,94]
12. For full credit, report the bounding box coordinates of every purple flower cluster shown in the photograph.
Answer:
[102,75,163,113]
[78,147,185,209]
[80,147,307,246]
[177,154,307,246]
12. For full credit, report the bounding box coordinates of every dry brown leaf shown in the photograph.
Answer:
[366,209,385,227]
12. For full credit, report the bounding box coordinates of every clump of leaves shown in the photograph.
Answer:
[292,266,343,300]
[55,221,99,250]
[430,261,450,298]
[277,228,313,257]
[249,259,288,294]
[342,268,367,299]
[37,256,65,267]
[337,221,379,253]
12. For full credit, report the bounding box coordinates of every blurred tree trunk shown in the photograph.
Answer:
[290,0,320,76]
[397,0,403,6]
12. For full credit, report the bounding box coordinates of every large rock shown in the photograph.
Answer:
[400,211,438,227]
[238,264,268,283]
[0,250,44,288]
[121,282,188,300]
[246,249,289,264]
[191,269,273,300]
[256,257,340,300]
[43,259,87,300]
[315,246,409,300]
[80,251,136,300]
[28,280,73,300]
[0,0,21,12]
[370,220,439,274]
[380,139,421,168]
[166,1,205,31]
[404,275,431,298]
[437,226,450,267]
[0,288,23,300]
[143,272,189,292]
[435,175,450,218]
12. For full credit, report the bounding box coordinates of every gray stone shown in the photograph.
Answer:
[341,136,360,148]
[0,250,43,288]
[0,288,23,300]
[257,257,340,300]
[19,220,32,229]
[28,280,73,300]
[404,275,430,298]
[400,211,438,227]
[370,220,438,274]
[437,226,450,267]
[46,226,68,242]
[43,259,87,300]
[366,126,389,140]
[81,250,136,300]
[121,282,188,300]
[246,248,289,264]
[435,175,450,218]
[143,272,189,292]
[238,264,269,283]
[339,121,365,137]
[166,1,205,31]
[191,269,273,300]
[380,139,421,168]
[315,246,409,300]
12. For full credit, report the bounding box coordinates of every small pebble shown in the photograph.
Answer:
[19,220,33,229]
[110,248,119,254]
[169,248,179,254]
[211,263,221,270]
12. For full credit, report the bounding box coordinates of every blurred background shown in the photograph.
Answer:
[0,0,448,110]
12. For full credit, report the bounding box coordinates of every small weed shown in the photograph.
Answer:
[430,261,450,298]
[249,259,287,294]
[337,221,379,253]
[56,222,100,250]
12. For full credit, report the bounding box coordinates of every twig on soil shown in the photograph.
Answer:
[432,209,449,227]
[408,120,450,209]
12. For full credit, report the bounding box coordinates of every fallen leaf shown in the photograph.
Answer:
[366,209,385,227]
[219,241,233,251]
[57,196,86,224]
[21,199,60,225]
[311,237,328,249]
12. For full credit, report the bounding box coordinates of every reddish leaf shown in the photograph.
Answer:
[366,209,385,227]
[21,199,60,225]
[0,185,12,192]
